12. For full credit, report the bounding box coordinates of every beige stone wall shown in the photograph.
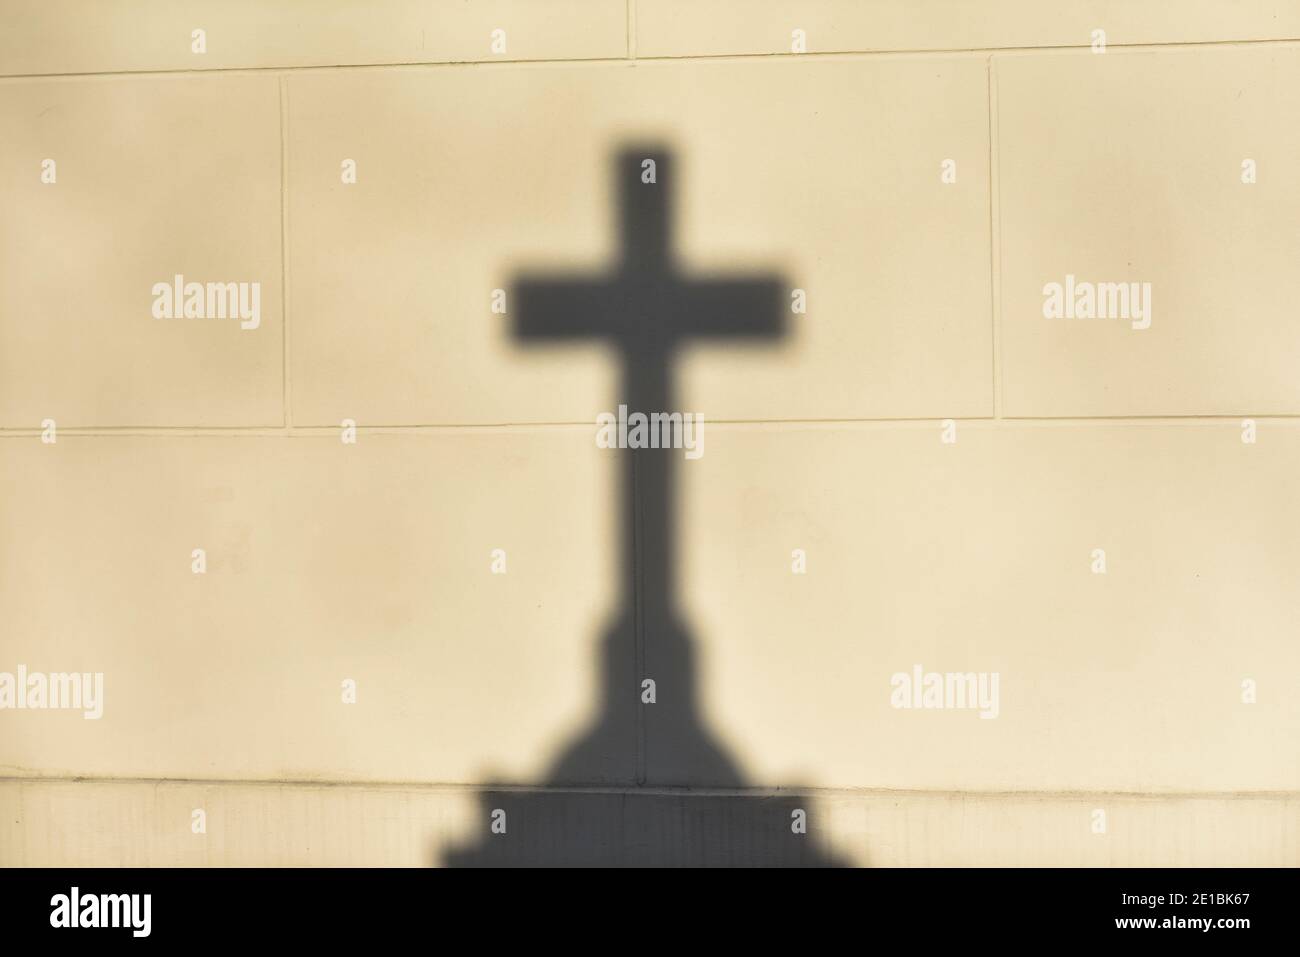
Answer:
[1,1,1297,866]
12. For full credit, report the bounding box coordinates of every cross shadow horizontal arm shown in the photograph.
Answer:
[511,276,620,342]
[669,278,789,340]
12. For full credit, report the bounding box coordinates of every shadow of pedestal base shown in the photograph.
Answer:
[441,789,849,867]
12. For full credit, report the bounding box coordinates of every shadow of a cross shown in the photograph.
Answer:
[443,146,846,866]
